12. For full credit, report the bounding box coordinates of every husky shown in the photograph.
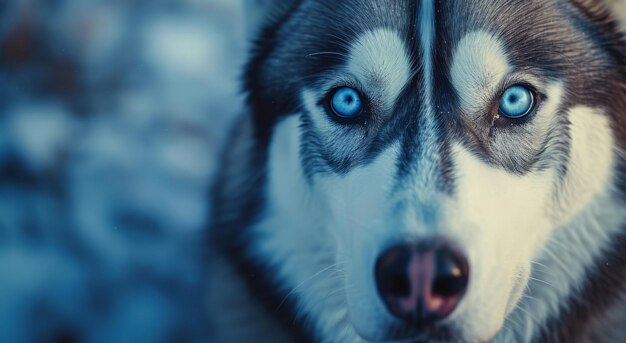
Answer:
[209,0,626,342]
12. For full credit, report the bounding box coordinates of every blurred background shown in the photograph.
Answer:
[0,1,624,343]
[0,1,246,342]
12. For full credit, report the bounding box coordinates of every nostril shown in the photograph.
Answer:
[382,273,410,297]
[432,248,469,298]
[432,275,467,297]
[376,245,411,297]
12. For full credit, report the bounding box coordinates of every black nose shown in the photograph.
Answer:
[375,241,469,324]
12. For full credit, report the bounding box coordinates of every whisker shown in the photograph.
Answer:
[307,51,347,58]
[275,261,346,312]
[528,276,556,289]
[541,246,572,280]
[516,305,541,326]
[530,260,550,271]
[521,294,541,302]
[545,239,570,252]
[502,318,525,342]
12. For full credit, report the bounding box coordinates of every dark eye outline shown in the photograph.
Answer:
[323,86,368,124]
[492,83,542,126]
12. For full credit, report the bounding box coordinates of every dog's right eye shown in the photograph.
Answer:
[329,87,363,119]
[498,85,535,119]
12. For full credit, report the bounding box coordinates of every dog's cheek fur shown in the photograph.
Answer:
[250,111,408,342]
[549,106,616,226]
[444,143,556,340]
[493,105,626,342]
[442,104,623,342]
[247,115,360,342]
[315,143,404,341]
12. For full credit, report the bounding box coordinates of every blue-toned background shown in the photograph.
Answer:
[0,1,247,342]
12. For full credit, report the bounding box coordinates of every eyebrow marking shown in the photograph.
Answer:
[346,28,411,111]
[450,30,511,114]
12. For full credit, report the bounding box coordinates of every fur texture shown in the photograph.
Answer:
[210,1,626,342]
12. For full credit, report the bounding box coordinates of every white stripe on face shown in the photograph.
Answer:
[346,28,411,112]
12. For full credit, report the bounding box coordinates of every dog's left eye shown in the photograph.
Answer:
[499,85,535,119]
[330,87,363,119]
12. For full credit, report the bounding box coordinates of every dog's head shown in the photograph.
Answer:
[241,0,626,341]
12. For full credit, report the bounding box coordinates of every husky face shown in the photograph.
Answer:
[231,0,626,341]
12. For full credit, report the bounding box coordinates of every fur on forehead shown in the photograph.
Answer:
[245,0,626,141]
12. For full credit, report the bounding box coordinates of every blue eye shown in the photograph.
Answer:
[330,87,363,118]
[499,85,535,119]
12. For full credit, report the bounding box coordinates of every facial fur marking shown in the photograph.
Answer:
[450,30,511,115]
[347,28,411,112]
[396,0,444,221]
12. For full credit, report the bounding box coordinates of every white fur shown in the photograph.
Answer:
[250,115,402,342]
[446,144,555,340]
[495,106,625,342]
[441,29,623,341]
[346,28,411,112]
[250,115,344,339]
[450,30,510,114]
[446,104,622,342]
[315,142,403,340]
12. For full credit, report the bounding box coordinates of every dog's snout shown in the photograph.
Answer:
[375,241,469,325]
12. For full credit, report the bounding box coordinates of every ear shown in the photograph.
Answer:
[243,0,302,38]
